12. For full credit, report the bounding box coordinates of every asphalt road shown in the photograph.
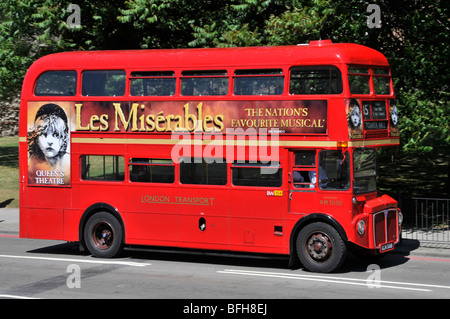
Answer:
[1,208,450,306]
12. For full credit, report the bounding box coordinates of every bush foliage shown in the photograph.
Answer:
[0,0,448,161]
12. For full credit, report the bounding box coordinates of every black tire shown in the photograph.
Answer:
[84,212,123,258]
[296,222,347,273]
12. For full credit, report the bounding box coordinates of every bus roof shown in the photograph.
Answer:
[25,40,389,74]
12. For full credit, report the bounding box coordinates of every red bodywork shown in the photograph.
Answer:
[19,40,400,259]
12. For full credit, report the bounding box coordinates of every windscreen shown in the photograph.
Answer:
[353,148,377,194]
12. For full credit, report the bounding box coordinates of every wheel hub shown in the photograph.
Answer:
[307,233,333,261]
[92,222,114,250]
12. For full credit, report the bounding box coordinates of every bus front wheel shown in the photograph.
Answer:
[296,222,347,273]
[84,212,123,258]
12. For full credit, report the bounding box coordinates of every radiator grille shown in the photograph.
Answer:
[373,209,398,247]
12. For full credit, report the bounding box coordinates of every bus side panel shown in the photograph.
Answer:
[177,187,229,250]
[28,208,64,239]
[75,184,126,221]
[229,188,286,254]
[26,187,66,239]
[19,140,28,238]
[19,207,28,238]
[125,185,178,246]
[70,141,127,242]
[63,208,82,241]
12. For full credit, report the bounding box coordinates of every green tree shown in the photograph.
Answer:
[1,0,448,165]
[0,0,138,101]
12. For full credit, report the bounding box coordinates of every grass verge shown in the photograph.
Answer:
[0,136,19,208]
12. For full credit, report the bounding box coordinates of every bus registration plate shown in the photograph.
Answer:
[380,242,394,252]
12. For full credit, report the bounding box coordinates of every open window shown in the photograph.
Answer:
[292,151,317,188]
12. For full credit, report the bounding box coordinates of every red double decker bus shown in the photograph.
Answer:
[19,39,402,272]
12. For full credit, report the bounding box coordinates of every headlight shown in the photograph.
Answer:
[357,220,366,235]
[398,211,403,225]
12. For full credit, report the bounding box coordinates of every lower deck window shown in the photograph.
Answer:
[180,158,227,185]
[318,150,350,190]
[293,150,317,188]
[129,158,174,183]
[81,155,124,181]
[232,161,282,187]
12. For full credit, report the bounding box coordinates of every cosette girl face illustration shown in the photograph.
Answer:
[351,105,361,127]
[347,99,362,129]
[37,119,64,160]
[28,103,69,168]
[390,104,398,127]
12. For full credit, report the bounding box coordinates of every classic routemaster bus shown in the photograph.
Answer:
[19,39,402,272]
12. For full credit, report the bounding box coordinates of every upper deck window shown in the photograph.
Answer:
[372,68,391,95]
[234,69,284,95]
[348,67,370,95]
[82,70,126,96]
[181,70,228,96]
[289,66,342,94]
[130,71,175,96]
[34,71,77,96]
[348,67,392,95]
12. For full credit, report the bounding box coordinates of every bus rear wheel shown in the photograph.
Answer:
[296,222,347,273]
[84,212,123,258]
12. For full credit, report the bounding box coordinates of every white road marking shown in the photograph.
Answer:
[0,254,150,267]
[0,294,40,299]
[218,269,450,292]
